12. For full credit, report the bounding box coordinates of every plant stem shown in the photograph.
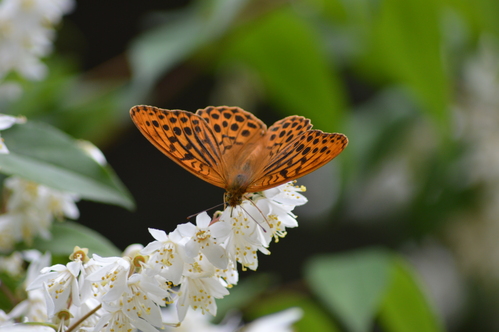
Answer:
[66,303,102,332]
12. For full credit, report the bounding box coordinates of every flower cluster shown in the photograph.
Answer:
[0,176,80,252]
[0,0,74,99]
[22,182,307,331]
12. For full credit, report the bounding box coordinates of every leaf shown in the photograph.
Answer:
[0,121,134,209]
[305,248,391,332]
[357,0,450,130]
[32,221,121,257]
[378,256,444,332]
[223,7,347,132]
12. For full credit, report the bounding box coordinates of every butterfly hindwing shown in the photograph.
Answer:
[130,105,226,189]
[247,129,348,192]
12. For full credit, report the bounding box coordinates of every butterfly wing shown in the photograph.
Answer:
[246,117,348,192]
[195,106,266,156]
[263,115,312,158]
[130,105,227,189]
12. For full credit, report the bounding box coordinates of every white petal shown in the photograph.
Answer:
[0,115,20,130]
[203,243,228,270]
[141,240,163,255]
[209,221,231,240]
[195,212,212,228]
[176,222,197,238]
[148,228,168,241]
[0,140,9,154]
[184,239,200,258]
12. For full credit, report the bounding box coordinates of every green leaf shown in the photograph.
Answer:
[32,221,121,257]
[378,256,444,332]
[305,248,391,332]
[224,7,347,132]
[358,0,450,130]
[0,121,134,209]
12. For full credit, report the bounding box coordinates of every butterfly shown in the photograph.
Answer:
[130,105,348,207]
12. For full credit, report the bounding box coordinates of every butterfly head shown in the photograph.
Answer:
[225,187,246,207]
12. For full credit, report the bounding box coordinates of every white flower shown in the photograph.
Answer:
[0,215,17,252]
[27,260,83,317]
[263,182,308,207]
[177,212,230,269]
[0,177,80,251]
[90,268,173,332]
[124,243,144,255]
[215,260,239,287]
[0,0,74,98]
[175,254,230,321]
[255,182,307,239]
[93,309,137,332]
[84,255,131,303]
[0,251,23,276]
[9,251,51,322]
[67,298,103,330]
[0,309,13,326]
[119,273,166,328]
[141,228,188,285]
[219,203,270,271]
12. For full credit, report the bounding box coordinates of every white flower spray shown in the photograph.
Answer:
[21,182,307,331]
[0,0,74,99]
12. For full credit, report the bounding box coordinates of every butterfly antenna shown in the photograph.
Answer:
[187,202,225,219]
[244,195,270,225]
[239,204,267,233]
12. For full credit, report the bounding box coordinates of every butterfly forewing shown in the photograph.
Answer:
[130,105,226,189]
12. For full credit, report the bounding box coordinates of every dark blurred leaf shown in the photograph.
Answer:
[0,272,23,311]
[215,273,275,320]
[0,121,134,209]
[223,7,347,132]
[32,221,121,257]
[305,248,391,332]
[245,291,341,332]
[128,0,249,103]
[349,88,419,175]
[378,256,444,332]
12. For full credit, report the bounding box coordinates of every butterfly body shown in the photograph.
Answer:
[130,105,348,207]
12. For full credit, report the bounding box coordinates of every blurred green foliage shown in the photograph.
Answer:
[4,0,499,330]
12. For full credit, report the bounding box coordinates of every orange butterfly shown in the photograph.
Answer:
[130,105,348,207]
